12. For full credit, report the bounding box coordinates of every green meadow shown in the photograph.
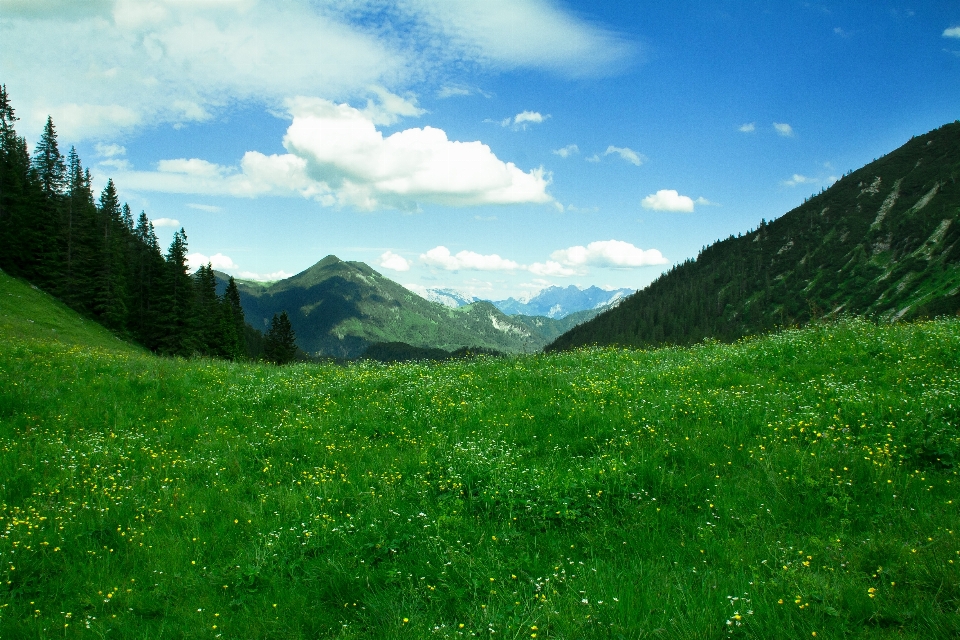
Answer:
[0,272,958,639]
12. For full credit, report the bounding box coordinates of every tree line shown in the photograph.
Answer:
[0,85,298,363]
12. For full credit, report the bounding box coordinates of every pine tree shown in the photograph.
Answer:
[263,311,298,365]
[93,180,128,331]
[158,228,198,356]
[222,276,247,360]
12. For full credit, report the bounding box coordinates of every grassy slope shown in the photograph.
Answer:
[0,271,958,638]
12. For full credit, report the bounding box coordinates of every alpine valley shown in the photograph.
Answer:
[215,257,607,358]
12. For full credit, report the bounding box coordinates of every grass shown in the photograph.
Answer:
[0,271,958,638]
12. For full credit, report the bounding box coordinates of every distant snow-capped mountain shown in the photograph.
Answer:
[410,284,634,319]
[492,285,634,318]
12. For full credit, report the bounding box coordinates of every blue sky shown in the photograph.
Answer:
[2,1,959,300]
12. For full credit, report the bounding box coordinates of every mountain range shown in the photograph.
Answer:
[414,284,633,318]
[548,120,960,352]
[217,257,602,358]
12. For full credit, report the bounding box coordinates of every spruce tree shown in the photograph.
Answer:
[222,276,247,360]
[93,180,128,331]
[264,311,298,365]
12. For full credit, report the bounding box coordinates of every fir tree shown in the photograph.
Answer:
[264,311,298,365]
[222,276,247,360]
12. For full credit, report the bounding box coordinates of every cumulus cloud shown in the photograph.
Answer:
[2,0,633,140]
[944,26,960,38]
[553,144,579,158]
[361,86,425,126]
[115,98,552,210]
[151,217,180,228]
[641,189,695,212]
[421,246,521,271]
[186,252,239,272]
[550,240,667,268]
[603,145,645,166]
[773,122,794,137]
[738,123,755,133]
[781,174,816,187]
[379,251,412,272]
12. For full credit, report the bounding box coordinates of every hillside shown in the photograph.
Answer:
[1,279,957,638]
[0,269,140,353]
[549,121,960,351]
[218,256,591,358]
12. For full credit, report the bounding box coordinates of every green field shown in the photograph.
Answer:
[0,271,958,638]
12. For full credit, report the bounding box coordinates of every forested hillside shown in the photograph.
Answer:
[0,85,249,359]
[549,121,960,351]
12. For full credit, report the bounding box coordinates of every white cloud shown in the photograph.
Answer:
[98,158,131,171]
[553,144,579,158]
[586,154,601,163]
[186,252,239,272]
[499,110,550,130]
[437,86,472,98]
[551,240,667,268]
[421,246,521,271]
[2,0,632,140]
[281,98,552,209]
[603,145,645,166]
[379,251,412,272]
[944,27,960,38]
[527,260,578,277]
[151,217,180,228]
[641,189,695,212]
[695,196,719,206]
[361,86,425,126]
[95,142,126,157]
[116,90,564,211]
[237,269,293,282]
[773,122,794,137]
[738,123,755,133]
[187,203,222,212]
[781,174,816,187]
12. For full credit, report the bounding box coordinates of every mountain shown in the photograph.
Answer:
[492,285,634,318]
[416,287,481,309]
[548,120,960,352]
[216,257,596,358]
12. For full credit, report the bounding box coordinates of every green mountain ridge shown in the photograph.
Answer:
[216,257,597,358]
[549,120,960,351]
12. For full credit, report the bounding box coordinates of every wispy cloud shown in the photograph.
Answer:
[498,110,550,130]
[603,145,645,166]
[187,203,222,212]
[738,122,755,133]
[773,122,794,137]
[95,142,126,157]
[553,144,579,158]
[944,26,960,38]
[781,174,816,187]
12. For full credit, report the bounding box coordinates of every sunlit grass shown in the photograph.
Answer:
[0,306,958,637]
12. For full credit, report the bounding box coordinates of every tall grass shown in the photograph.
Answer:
[0,303,958,637]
